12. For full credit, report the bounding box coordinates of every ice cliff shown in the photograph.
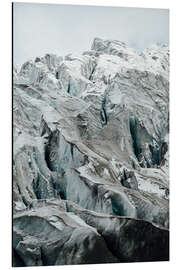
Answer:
[13,38,169,266]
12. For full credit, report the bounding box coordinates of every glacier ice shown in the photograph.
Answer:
[13,38,169,266]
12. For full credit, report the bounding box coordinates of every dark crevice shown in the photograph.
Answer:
[159,141,168,166]
[40,249,49,266]
[17,184,21,196]
[129,116,164,168]
[12,249,25,267]
[70,143,74,159]
[149,144,160,166]
[100,108,107,125]
[54,181,67,200]
[15,184,29,208]
[67,81,71,93]
[44,145,53,171]
[44,129,59,172]
[32,174,41,199]
[88,64,97,81]
[55,72,59,79]
[21,195,29,207]
[129,117,139,160]
[100,95,108,126]
[111,198,125,216]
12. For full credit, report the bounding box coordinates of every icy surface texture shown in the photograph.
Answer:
[13,38,169,266]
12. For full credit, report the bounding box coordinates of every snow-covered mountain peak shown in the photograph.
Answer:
[91,37,137,59]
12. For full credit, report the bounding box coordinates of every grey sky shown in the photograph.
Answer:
[13,2,169,65]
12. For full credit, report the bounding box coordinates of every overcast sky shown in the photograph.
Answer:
[13,2,169,65]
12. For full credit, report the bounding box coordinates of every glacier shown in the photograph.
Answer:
[13,37,169,266]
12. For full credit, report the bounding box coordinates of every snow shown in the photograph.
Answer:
[137,176,166,197]
[103,168,110,177]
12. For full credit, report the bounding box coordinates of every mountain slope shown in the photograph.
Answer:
[13,38,169,266]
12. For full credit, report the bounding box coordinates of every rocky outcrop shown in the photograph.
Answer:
[13,38,169,266]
